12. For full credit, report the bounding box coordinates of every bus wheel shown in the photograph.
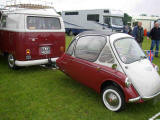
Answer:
[8,54,17,69]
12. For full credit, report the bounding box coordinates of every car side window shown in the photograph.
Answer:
[66,40,76,55]
[75,36,106,62]
[99,46,114,64]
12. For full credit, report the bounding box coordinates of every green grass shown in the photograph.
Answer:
[0,36,160,120]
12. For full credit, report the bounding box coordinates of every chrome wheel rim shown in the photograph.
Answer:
[103,89,121,111]
[8,54,15,68]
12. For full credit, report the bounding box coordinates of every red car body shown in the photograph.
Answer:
[57,53,140,102]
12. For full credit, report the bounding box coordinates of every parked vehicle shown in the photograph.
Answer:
[56,31,160,112]
[61,9,124,35]
[0,5,65,69]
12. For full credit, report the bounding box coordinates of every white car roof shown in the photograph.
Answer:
[76,31,133,43]
[109,33,132,44]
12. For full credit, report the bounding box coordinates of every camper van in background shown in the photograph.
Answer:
[61,9,124,35]
[0,4,65,69]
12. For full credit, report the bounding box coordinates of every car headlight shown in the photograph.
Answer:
[125,77,132,88]
[155,65,159,72]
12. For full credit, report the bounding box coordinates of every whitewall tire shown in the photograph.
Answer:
[101,86,125,112]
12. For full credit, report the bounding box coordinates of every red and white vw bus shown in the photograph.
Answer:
[0,6,65,69]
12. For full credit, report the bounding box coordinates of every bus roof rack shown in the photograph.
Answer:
[2,0,54,10]
[6,4,54,9]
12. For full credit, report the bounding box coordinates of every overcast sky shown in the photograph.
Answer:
[0,0,160,16]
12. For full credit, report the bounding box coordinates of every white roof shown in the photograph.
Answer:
[62,9,124,16]
[110,33,132,44]
[2,8,60,17]
[132,16,159,21]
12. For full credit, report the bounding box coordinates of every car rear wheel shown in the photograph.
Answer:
[101,86,125,112]
[8,54,17,69]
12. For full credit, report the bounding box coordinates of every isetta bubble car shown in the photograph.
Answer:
[56,31,160,112]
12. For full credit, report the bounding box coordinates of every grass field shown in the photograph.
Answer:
[0,36,160,120]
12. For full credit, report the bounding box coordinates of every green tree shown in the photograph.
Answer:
[123,13,132,25]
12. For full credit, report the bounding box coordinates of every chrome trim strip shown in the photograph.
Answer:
[142,91,160,100]
[15,57,58,67]
[129,91,160,103]
[128,96,141,103]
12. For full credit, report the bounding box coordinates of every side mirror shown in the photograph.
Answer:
[112,64,117,70]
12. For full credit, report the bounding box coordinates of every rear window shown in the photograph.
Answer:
[27,16,61,30]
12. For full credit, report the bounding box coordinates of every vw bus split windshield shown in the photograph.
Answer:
[27,16,61,30]
[103,16,123,26]
[114,38,146,64]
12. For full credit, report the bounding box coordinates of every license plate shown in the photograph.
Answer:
[40,46,50,55]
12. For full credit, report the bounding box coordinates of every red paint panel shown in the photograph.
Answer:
[0,30,65,61]
[57,54,140,102]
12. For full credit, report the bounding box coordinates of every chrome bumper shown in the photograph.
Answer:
[129,91,160,103]
[15,58,58,67]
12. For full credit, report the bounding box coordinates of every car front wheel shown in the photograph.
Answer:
[101,85,125,112]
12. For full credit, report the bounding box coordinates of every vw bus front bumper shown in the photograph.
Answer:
[129,90,160,103]
[15,58,58,67]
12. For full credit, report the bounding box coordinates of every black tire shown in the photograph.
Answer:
[101,85,125,112]
[8,54,18,69]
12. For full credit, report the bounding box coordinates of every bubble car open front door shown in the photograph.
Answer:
[110,35,160,100]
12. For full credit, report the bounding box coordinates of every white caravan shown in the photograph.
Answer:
[61,9,124,35]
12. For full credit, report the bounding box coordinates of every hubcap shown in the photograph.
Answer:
[8,54,15,68]
[105,92,119,107]
[103,89,121,111]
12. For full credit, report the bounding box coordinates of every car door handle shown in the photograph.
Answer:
[96,67,101,71]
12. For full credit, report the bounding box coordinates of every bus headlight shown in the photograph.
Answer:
[125,77,132,88]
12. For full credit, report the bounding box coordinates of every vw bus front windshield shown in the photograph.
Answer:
[111,17,123,26]
[114,38,146,64]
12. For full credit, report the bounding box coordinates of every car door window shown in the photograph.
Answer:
[75,36,106,62]
[99,46,114,63]
[66,40,76,55]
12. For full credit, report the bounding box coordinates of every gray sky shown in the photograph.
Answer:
[0,0,160,16]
